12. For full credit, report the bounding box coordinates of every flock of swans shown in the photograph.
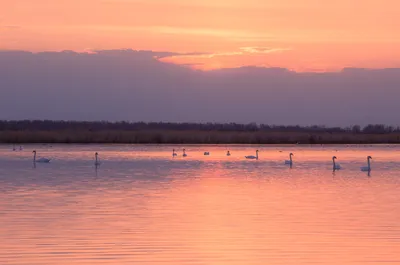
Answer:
[31,148,373,172]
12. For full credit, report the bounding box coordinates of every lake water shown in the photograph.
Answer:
[1,144,400,264]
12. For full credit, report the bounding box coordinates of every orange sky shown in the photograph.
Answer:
[1,0,400,71]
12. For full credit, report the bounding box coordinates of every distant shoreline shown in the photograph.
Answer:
[1,120,400,144]
[2,132,399,144]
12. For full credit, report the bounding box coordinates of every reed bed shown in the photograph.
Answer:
[1,129,400,144]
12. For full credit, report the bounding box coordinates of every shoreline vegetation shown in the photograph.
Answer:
[1,120,400,144]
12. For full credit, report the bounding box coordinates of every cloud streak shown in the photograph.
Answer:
[239,47,292,54]
[162,46,291,60]
[0,25,21,31]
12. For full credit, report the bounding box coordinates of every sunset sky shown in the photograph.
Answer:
[1,0,399,71]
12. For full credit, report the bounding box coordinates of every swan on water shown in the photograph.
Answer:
[33,150,51,163]
[182,148,187,157]
[204,152,210,156]
[227,151,231,156]
[172,149,177,157]
[285,153,294,165]
[332,156,341,170]
[95,152,101,166]
[360,156,372,172]
[245,150,259,160]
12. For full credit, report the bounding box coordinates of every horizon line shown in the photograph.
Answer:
[1,119,398,129]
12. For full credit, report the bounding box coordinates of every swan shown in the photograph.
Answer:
[95,152,101,166]
[285,153,294,165]
[204,152,210,156]
[33,150,51,163]
[245,150,259,160]
[226,151,231,156]
[172,149,177,157]
[182,148,187,157]
[332,156,341,170]
[360,156,372,172]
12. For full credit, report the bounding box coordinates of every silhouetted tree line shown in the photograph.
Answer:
[0,120,398,134]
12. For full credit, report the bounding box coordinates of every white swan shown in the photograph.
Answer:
[182,148,187,157]
[33,150,51,163]
[204,152,210,156]
[361,156,372,172]
[226,151,231,156]
[245,150,259,160]
[172,149,177,157]
[285,153,294,165]
[332,156,341,170]
[95,152,101,166]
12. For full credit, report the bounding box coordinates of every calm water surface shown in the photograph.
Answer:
[1,144,400,264]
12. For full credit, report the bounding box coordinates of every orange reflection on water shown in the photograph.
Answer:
[0,145,400,264]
